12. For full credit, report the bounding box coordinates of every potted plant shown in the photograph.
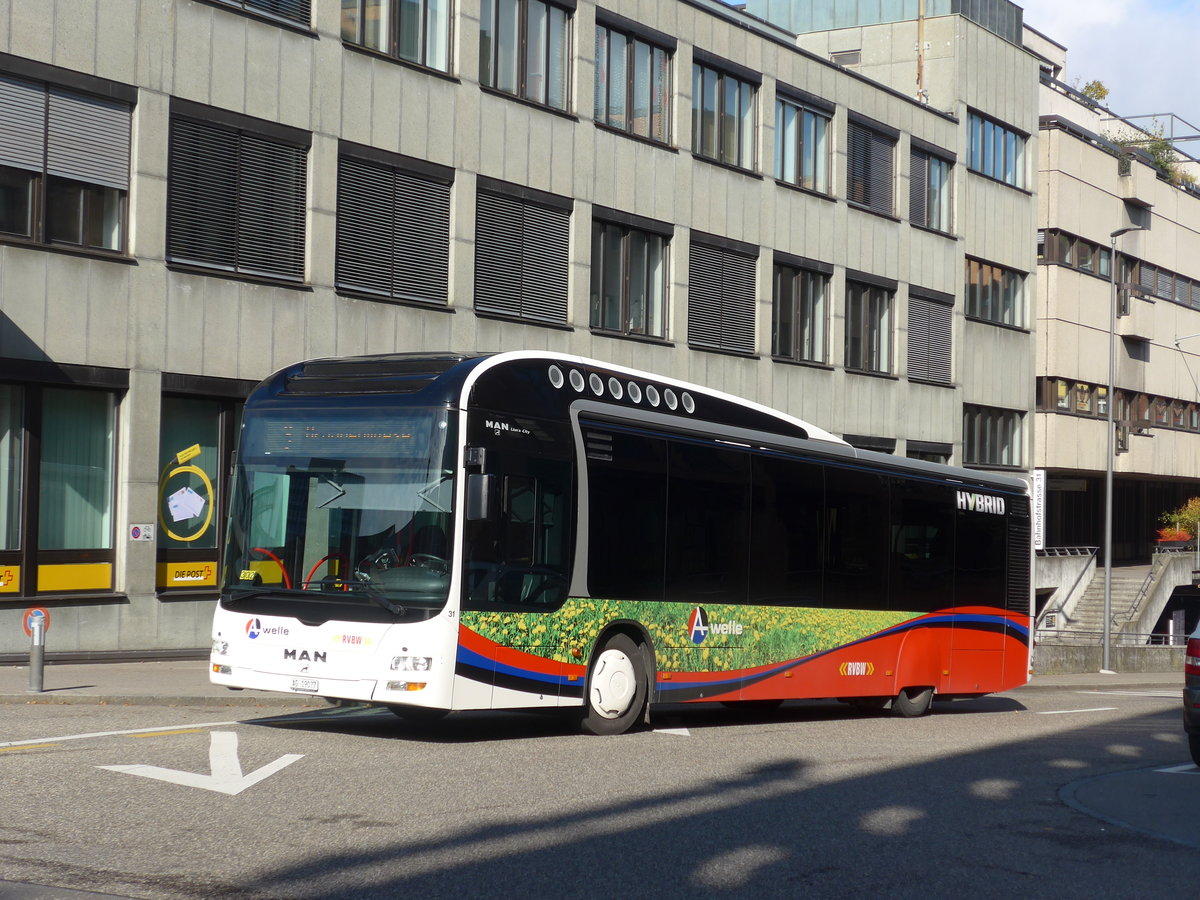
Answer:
[1155,525,1194,550]
[1158,497,1200,554]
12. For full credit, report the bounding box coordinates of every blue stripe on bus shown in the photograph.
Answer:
[458,611,1029,696]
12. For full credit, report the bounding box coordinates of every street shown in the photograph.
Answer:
[1,685,1197,899]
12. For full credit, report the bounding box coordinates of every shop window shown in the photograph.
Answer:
[0,380,124,598]
[156,394,244,592]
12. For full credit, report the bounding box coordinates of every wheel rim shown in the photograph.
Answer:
[590,648,636,719]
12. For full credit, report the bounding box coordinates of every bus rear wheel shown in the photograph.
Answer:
[892,686,934,717]
[581,634,647,736]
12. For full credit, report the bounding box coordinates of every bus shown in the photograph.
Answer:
[210,351,1032,734]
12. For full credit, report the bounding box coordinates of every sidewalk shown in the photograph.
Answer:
[0,659,326,708]
[0,659,1183,706]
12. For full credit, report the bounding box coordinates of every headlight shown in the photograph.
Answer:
[211,639,229,656]
[391,655,433,671]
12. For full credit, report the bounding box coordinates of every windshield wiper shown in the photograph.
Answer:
[351,576,406,616]
[224,587,310,605]
[416,470,453,512]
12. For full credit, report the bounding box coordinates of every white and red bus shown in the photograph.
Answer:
[211,351,1032,733]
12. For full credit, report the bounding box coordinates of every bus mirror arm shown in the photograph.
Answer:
[466,473,498,522]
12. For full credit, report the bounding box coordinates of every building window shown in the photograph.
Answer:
[965,257,1025,328]
[0,379,123,597]
[907,290,953,385]
[591,219,668,338]
[216,0,311,27]
[845,280,893,374]
[340,0,451,71]
[774,97,830,193]
[479,0,571,111]
[594,23,670,143]
[475,185,571,323]
[968,111,1025,188]
[963,404,1023,467]
[157,392,245,592]
[167,108,309,281]
[772,260,828,363]
[691,60,757,170]
[910,148,952,232]
[688,238,757,354]
[335,150,452,304]
[0,75,131,253]
[847,119,895,215]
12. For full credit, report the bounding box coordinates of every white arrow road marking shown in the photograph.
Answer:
[97,731,303,795]
[1156,763,1200,775]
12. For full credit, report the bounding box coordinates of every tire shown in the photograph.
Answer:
[581,633,648,735]
[892,686,934,718]
[1189,732,1200,768]
[386,705,448,723]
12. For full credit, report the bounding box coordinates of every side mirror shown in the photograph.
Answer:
[466,473,497,521]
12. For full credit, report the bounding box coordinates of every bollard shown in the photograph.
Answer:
[28,614,45,693]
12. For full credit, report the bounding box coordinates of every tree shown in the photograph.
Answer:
[1159,497,1200,540]
[1080,80,1109,103]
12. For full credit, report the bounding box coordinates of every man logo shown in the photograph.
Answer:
[688,607,710,645]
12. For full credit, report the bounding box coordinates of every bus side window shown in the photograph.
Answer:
[824,467,890,610]
[749,454,823,606]
[465,464,571,609]
[955,508,1006,609]
[890,480,955,613]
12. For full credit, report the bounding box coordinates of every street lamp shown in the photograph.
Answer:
[1103,225,1146,673]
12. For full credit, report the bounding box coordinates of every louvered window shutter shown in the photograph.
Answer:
[910,150,928,227]
[476,192,569,323]
[46,88,130,191]
[0,75,45,173]
[688,242,756,353]
[239,133,306,279]
[393,170,451,304]
[849,122,894,215]
[908,295,952,384]
[336,156,451,304]
[168,117,307,280]
[168,118,240,271]
[520,202,571,323]
[245,0,311,26]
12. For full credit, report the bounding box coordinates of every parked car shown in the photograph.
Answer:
[1186,624,1200,767]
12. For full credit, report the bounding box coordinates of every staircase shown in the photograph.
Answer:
[1059,564,1151,634]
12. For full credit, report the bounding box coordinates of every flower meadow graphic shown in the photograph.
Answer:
[460,598,911,673]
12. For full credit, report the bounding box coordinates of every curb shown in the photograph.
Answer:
[0,693,329,709]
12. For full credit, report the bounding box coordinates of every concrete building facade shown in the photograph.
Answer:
[0,0,1038,656]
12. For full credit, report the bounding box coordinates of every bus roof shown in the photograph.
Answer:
[254,350,1029,497]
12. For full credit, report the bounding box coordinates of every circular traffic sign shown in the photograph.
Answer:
[23,607,50,638]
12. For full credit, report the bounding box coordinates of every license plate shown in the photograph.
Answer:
[291,678,319,693]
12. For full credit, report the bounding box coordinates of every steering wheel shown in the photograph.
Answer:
[408,553,449,575]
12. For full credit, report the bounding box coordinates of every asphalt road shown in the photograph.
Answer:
[1,686,1197,899]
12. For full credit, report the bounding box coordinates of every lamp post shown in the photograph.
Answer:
[1104,225,1145,673]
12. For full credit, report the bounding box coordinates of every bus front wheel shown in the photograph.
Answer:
[581,634,647,736]
[892,686,934,717]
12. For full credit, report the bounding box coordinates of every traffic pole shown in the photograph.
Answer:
[28,614,45,693]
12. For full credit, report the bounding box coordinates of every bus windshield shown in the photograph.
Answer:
[222,405,456,609]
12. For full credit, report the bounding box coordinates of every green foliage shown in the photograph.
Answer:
[1144,122,1196,187]
[1080,80,1109,102]
[1158,496,1200,540]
